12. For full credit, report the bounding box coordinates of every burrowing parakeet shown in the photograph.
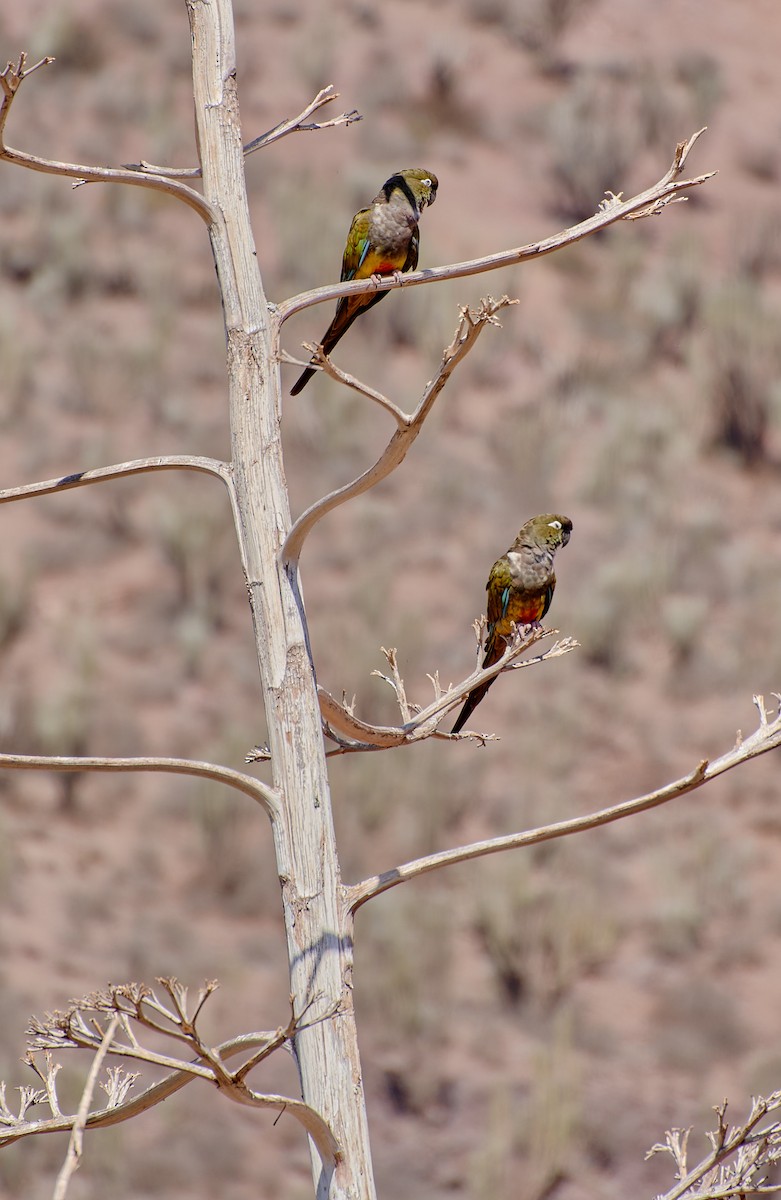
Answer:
[290,168,438,396]
[451,514,573,734]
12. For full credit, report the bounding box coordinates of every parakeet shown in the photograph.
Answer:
[451,514,573,734]
[290,168,438,396]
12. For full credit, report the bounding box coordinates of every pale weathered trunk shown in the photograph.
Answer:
[186,2,375,1197]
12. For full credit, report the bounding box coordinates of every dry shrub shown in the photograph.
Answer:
[468,1009,580,1200]
[474,848,617,1008]
[465,0,597,72]
[357,883,454,1114]
[548,72,642,223]
[698,279,781,468]
[653,976,745,1073]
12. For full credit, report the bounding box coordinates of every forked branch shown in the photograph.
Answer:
[277,129,714,325]
[2,981,339,1167]
[316,627,578,750]
[346,694,781,909]
[649,1093,781,1198]
[281,297,516,565]
[125,85,362,176]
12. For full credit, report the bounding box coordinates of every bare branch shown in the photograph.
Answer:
[28,983,230,1083]
[22,1053,61,1119]
[319,627,577,750]
[0,52,52,84]
[52,1016,119,1200]
[30,981,221,1055]
[2,1056,336,1156]
[281,297,517,565]
[315,691,407,749]
[242,85,361,152]
[277,129,714,326]
[373,647,414,723]
[0,752,279,818]
[231,998,301,1084]
[0,54,213,221]
[7,1044,339,1167]
[245,743,271,764]
[650,1092,781,1199]
[0,455,230,508]
[124,85,361,176]
[346,694,781,909]
[100,1067,140,1110]
[281,345,408,422]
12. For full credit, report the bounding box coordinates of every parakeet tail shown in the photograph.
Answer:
[290,293,388,396]
[290,366,316,396]
[451,678,496,734]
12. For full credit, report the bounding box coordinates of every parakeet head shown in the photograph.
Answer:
[521,513,573,551]
[383,168,438,214]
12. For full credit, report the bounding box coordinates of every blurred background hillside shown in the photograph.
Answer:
[2,0,781,1197]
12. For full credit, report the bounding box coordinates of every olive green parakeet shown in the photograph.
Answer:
[290,168,438,396]
[451,514,573,734]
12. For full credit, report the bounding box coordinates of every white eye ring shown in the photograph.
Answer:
[548,520,562,530]
[422,178,432,186]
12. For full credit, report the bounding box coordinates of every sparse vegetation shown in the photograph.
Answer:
[1,5,780,1200]
[698,277,781,467]
[474,848,617,1008]
[547,72,643,223]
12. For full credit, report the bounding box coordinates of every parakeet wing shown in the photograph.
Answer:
[341,209,371,280]
[483,560,512,665]
[539,580,555,621]
[486,561,511,626]
[403,228,420,273]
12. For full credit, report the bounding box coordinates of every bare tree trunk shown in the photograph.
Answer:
[187,2,374,1197]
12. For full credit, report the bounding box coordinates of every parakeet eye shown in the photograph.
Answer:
[422,178,432,187]
[548,520,562,530]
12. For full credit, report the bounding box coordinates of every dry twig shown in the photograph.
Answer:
[0,54,213,220]
[281,297,517,565]
[52,1016,119,1200]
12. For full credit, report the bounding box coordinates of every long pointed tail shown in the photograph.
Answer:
[451,677,496,734]
[289,300,359,396]
[289,292,388,395]
[290,366,316,396]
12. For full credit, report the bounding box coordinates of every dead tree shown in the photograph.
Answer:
[1,4,778,1199]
